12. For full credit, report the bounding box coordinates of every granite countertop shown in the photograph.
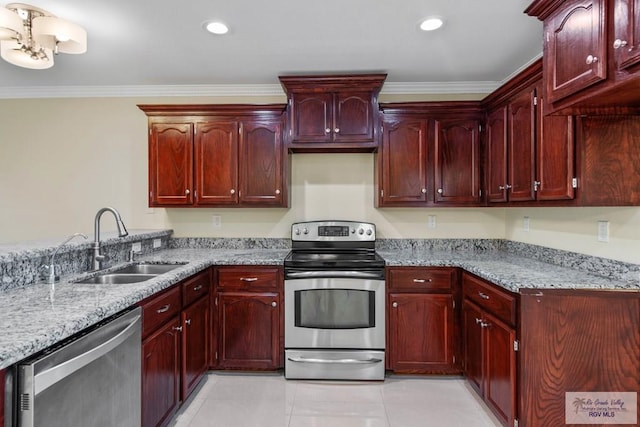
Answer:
[1,246,638,370]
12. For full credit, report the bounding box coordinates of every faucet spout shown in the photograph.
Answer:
[92,207,128,271]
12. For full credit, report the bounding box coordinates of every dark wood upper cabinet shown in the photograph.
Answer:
[526,0,640,113]
[279,74,386,152]
[434,117,482,205]
[485,106,509,203]
[139,104,289,208]
[378,116,429,206]
[507,88,537,202]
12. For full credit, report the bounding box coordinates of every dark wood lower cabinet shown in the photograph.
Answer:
[216,292,280,369]
[519,289,640,427]
[181,296,209,400]
[142,317,181,427]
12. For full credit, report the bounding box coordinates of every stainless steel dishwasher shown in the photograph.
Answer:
[15,307,142,427]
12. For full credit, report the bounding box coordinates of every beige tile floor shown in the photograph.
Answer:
[170,373,504,427]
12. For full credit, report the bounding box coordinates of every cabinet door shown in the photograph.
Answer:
[388,293,455,373]
[217,292,280,369]
[0,369,4,427]
[536,99,576,200]
[507,88,536,202]
[614,0,640,70]
[290,92,333,143]
[462,300,484,395]
[181,296,209,401]
[434,118,481,204]
[485,107,509,203]
[195,121,238,205]
[379,117,428,205]
[149,122,193,206]
[483,311,517,427]
[544,0,607,102]
[142,317,181,427]
[239,120,285,205]
[333,91,375,142]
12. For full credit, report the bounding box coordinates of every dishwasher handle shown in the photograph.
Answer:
[34,311,141,395]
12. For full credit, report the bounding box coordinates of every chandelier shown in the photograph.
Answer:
[0,3,86,69]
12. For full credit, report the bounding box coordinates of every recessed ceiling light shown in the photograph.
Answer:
[420,17,443,32]
[205,21,229,35]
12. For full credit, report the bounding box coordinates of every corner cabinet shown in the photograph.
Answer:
[212,266,282,370]
[377,102,484,207]
[138,104,289,207]
[279,74,386,152]
[462,272,518,427]
[387,267,461,374]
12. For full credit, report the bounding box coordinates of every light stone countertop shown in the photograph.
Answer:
[1,246,637,370]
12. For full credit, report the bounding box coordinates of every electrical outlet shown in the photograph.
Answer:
[131,242,142,253]
[427,215,437,229]
[523,216,530,232]
[212,215,222,228]
[153,238,162,248]
[597,220,609,242]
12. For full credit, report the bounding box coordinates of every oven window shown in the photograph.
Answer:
[294,289,375,329]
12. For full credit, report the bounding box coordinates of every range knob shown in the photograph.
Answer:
[366,229,373,236]
[294,228,300,236]
[358,228,364,235]
[350,228,356,234]
[303,227,309,235]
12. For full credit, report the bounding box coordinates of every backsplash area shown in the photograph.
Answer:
[0,232,638,291]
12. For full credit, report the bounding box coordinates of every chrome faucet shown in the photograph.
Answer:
[92,207,128,271]
[41,232,88,284]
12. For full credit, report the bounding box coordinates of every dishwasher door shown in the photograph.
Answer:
[17,307,142,427]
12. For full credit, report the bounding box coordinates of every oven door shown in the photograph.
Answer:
[284,277,385,350]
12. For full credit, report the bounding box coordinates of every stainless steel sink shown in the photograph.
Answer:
[76,273,158,285]
[111,263,182,275]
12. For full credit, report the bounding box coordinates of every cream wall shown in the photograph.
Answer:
[0,96,638,264]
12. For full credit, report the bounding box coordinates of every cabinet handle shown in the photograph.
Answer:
[421,188,427,194]
[275,189,281,195]
[185,189,190,195]
[480,321,491,328]
[613,39,628,49]
[185,319,191,326]
[478,292,490,300]
[475,317,483,324]
[156,304,170,314]
[413,278,432,283]
[334,128,340,133]
[271,301,277,307]
[193,285,203,291]
[437,188,444,194]
[240,277,258,282]
[173,326,183,332]
[498,184,512,190]
[230,189,236,194]
[585,55,598,65]
[392,302,398,308]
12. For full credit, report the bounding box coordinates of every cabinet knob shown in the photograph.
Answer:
[334,128,340,133]
[185,189,190,195]
[325,128,331,134]
[185,319,191,326]
[585,55,598,65]
[421,188,427,194]
[271,301,277,307]
[173,326,183,332]
[613,39,628,49]
[392,302,398,308]
[475,317,483,324]
[437,188,443,194]
[480,321,491,328]
[275,189,281,195]
[230,189,236,194]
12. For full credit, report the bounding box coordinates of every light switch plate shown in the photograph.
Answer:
[153,238,162,248]
[212,215,222,228]
[597,220,609,242]
[523,216,530,232]
[427,215,437,229]
[131,242,142,253]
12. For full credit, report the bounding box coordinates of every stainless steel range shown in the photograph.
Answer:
[284,220,386,380]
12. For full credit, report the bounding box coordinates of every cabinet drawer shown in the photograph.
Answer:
[217,266,279,290]
[388,267,456,291]
[182,270,210,307]
[462,273,516,325]
[141,285,181,338]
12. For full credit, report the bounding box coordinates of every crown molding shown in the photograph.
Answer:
[0,80,508,99]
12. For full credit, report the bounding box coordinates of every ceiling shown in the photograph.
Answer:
[0,0,543,98]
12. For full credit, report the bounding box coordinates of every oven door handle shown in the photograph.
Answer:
[287,356,382,365]
[285,271,383,280]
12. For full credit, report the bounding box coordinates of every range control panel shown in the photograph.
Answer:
[291,220,376,242]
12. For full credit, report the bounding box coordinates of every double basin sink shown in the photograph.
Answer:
[75,263,184,285]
